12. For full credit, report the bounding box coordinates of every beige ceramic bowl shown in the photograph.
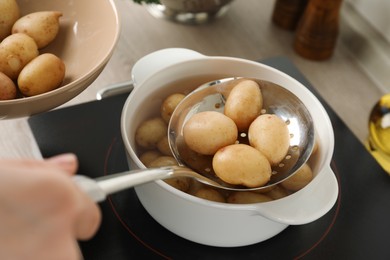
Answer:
[0,0,120,119]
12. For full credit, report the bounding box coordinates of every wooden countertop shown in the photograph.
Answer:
[0,0,384,159]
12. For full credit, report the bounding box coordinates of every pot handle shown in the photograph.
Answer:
[96,48,204,100]
[131,48,204,87]
[252,165,339,225]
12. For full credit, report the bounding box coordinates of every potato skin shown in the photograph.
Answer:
[161,93,185,123]
[18,53,65,96]
[149,156,178,167]
[135,117,167,149]
[280,163,313,191]
[139,150,162,167]
[183,111,238,155]
[265,185,290,200]
[0,71,17,100]
[12,11,63,49]
[157,136,172,156]
[164,177,191,192]
[224,80,262,131]
[0,33,39,80]
[227,191,273,204]
[0,0,20,41]
[212,144,271,188]
[248,114,290,166]
[194,188,226,203]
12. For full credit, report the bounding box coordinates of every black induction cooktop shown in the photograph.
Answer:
[28,57,390,260]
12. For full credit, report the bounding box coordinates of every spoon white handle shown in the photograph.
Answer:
[72,168,174,202]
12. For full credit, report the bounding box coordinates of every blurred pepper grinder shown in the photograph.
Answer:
[293,0,343,60]
[272,0,308,31]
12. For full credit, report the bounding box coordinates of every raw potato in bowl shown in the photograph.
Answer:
[0,0,19,41]
[18,53,66,96]
[0,1,64,98]
[0,72,17,100]
[0,33,39,80]
[0,0,119,118]
[12,11,63,49]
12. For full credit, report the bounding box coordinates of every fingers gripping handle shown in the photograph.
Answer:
[73,175,107,202]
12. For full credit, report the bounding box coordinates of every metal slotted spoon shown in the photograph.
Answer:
[74,77,314,202]
[168,77,315,188]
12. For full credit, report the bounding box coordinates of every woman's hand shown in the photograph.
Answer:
[0,153,101,260]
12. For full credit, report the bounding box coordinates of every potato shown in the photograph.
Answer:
[161,93,185,123]
[12,11,62,49]
[224,80,262,131]
[212,144,271,188]
[164,177,191,192]
[135,117,167,149]
[147,155,189,192]
[312,137,319,154]
[149,156,178,167]
[265,185,290,200]
[0,0,19,41]
[18,53,65,96]
[280,163,313,191]
[194,188,226,203]
[0,71,17,100]
[227,191,273,204]
[0,33,39,80]
[183,111,238,155]
[157,136,172,156]
[139,150,162,167]
[248,114,290,166]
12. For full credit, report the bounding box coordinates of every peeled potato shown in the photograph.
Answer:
[0,72,17,100]
[224,80,263,131]
[212,144,271,188]
[0,0,20,41]
[183,111,238,155]
[248,114,290,166]
[18,53,65,96]
[0,33,39,80]
[12,11,62,49]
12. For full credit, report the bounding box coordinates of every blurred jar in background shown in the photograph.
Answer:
[293,0,343,60]
[272,0,308,30]
[144,0,234,25]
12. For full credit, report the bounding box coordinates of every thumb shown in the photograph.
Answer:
[46,153,78,176]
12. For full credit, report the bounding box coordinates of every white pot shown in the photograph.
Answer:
[120,48,338,247]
